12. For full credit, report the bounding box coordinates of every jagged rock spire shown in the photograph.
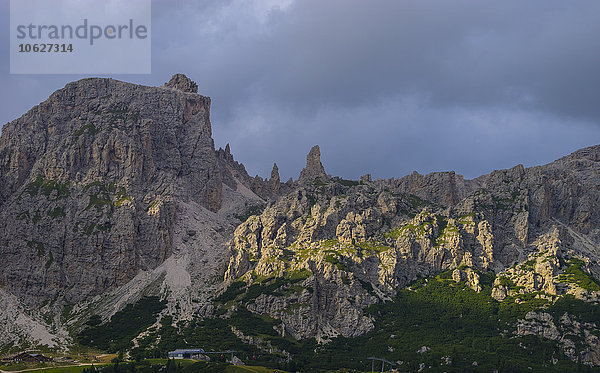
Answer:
[298,145,327,183]
[270,163,280,182]
[269,163,281,194]
[164,74,198,93]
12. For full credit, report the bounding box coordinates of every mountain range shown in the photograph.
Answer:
[1,75,600,371]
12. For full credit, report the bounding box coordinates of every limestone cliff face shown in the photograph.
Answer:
[223,179,498,340]
[223,144,600,348]
[0,75,222,307]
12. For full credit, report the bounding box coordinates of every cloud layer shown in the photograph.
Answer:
[2,0,600,180]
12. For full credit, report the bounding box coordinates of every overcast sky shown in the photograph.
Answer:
[2,0,600,181]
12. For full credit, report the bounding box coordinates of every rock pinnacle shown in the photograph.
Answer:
[298,145,327,183]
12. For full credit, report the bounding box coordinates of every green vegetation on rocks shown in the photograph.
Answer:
[234,204,266,222]
[27,240,45,256]
[78,296,166,353]
[132,270,600,372]
[24,176,70,199]
[47,206,66,218]
[558,258,600,291]
[73,123,101,137]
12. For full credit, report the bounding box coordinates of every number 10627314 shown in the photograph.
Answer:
[18,44,73,52]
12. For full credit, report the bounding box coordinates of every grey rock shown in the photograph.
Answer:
[164,73,198,93]
[3,75,600,366]
[0,76,222,308]
[298,145,328,183]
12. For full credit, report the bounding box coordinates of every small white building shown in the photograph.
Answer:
[168,349,206,360]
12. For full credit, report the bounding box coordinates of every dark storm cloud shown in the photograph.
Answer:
[150,0,600,119]
[2,0,600,181]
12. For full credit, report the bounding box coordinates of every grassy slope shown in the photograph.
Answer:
[6,361,280,373]
[74,266,600,371]
[299,270,599,372]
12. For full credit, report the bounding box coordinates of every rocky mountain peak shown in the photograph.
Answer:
[164,73,198,93]
[269,163,281,195]
[298,145,327,183]
[270,163,280,182]
[0,75,223,312]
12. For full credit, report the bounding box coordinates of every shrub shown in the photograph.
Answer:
[78,296,166,352]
